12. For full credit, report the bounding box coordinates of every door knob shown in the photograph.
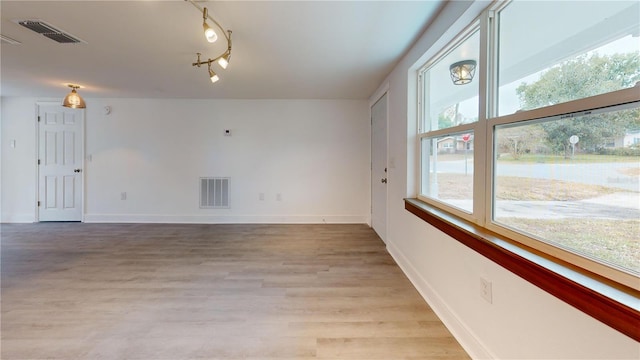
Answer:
[73,169,82,173]
[381,178,387,184]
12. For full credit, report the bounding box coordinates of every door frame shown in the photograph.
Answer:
[369,83,389,242]
[35,101,86,222]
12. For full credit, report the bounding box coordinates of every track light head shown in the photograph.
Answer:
[202,7,218,43]
[218,52,230,69]
[203,23,217,43]
[208,63,219,83]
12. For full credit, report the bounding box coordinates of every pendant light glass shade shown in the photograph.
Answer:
[62,85,86,109]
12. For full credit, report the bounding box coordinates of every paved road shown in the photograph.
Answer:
[445,193,639,220]
[433,159,639,221]
[435,160,640,192]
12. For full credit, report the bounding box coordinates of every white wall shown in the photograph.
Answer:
[1,98,370,223]
[376,1,640,359]
[1,98,39,222]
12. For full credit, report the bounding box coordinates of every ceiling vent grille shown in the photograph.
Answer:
[16,20,85,44]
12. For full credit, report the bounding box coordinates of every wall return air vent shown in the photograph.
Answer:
[16,20,85,44]
[200,177,230,209]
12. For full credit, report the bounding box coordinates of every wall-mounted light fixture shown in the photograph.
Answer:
[62,84,86,109]
[186,0,232,84]
[449,60,477,85]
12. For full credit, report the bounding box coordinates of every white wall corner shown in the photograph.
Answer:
[369,81,390,107]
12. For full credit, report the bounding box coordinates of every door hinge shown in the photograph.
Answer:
[38,159,41,165]
[37,201,41,207]
[37,116,41,122]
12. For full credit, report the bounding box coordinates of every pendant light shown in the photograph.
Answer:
[62,84,86,109]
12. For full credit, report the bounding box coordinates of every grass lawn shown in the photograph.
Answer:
[433,174,620,200]
[496,218,640,274]
[430,173,639,274]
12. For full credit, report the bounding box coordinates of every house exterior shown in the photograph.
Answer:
[437,136,473,154]
[604,129,640,148]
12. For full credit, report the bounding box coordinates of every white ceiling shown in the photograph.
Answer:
[0,0,444,100]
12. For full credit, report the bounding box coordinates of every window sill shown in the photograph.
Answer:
[404,198,640,342]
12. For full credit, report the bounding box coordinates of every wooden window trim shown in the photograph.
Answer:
[404,198,640,342]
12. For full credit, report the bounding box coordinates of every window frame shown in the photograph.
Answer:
[486,91,640,290]
[417,21,484,224]
[413,0,640,304]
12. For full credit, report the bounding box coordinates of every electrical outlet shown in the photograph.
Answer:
[121,192,127,200]
[480,277,493,304]
[276,193,282,201]
[259,193,265,201]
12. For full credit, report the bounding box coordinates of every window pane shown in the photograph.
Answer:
[497,0,640,116]
[421,133,474,213]
[422,30,480,131]
[493,105,640,274]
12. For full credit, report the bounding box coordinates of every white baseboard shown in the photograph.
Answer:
[83,214,368,224]
[386,241,494,360]
[1,213,35,223]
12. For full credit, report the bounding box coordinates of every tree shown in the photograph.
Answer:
[497,124,547,159]
[516,52,640,156]
[437,113,453,129]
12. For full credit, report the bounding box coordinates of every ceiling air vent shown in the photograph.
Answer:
[16,20,85,44]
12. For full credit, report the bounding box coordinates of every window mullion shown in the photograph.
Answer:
[474,8,494,226]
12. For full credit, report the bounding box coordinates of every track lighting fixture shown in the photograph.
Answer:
[186,0,233,85]
[62,84,86,109]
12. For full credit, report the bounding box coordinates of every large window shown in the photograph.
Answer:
[419,27,480,217]
[496,1,640,116]
[417,0,640,289]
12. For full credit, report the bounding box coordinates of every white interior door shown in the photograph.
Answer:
[38,103,84,222]
[371,93,388,242]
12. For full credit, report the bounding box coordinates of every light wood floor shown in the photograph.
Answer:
[1,223,469,360]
